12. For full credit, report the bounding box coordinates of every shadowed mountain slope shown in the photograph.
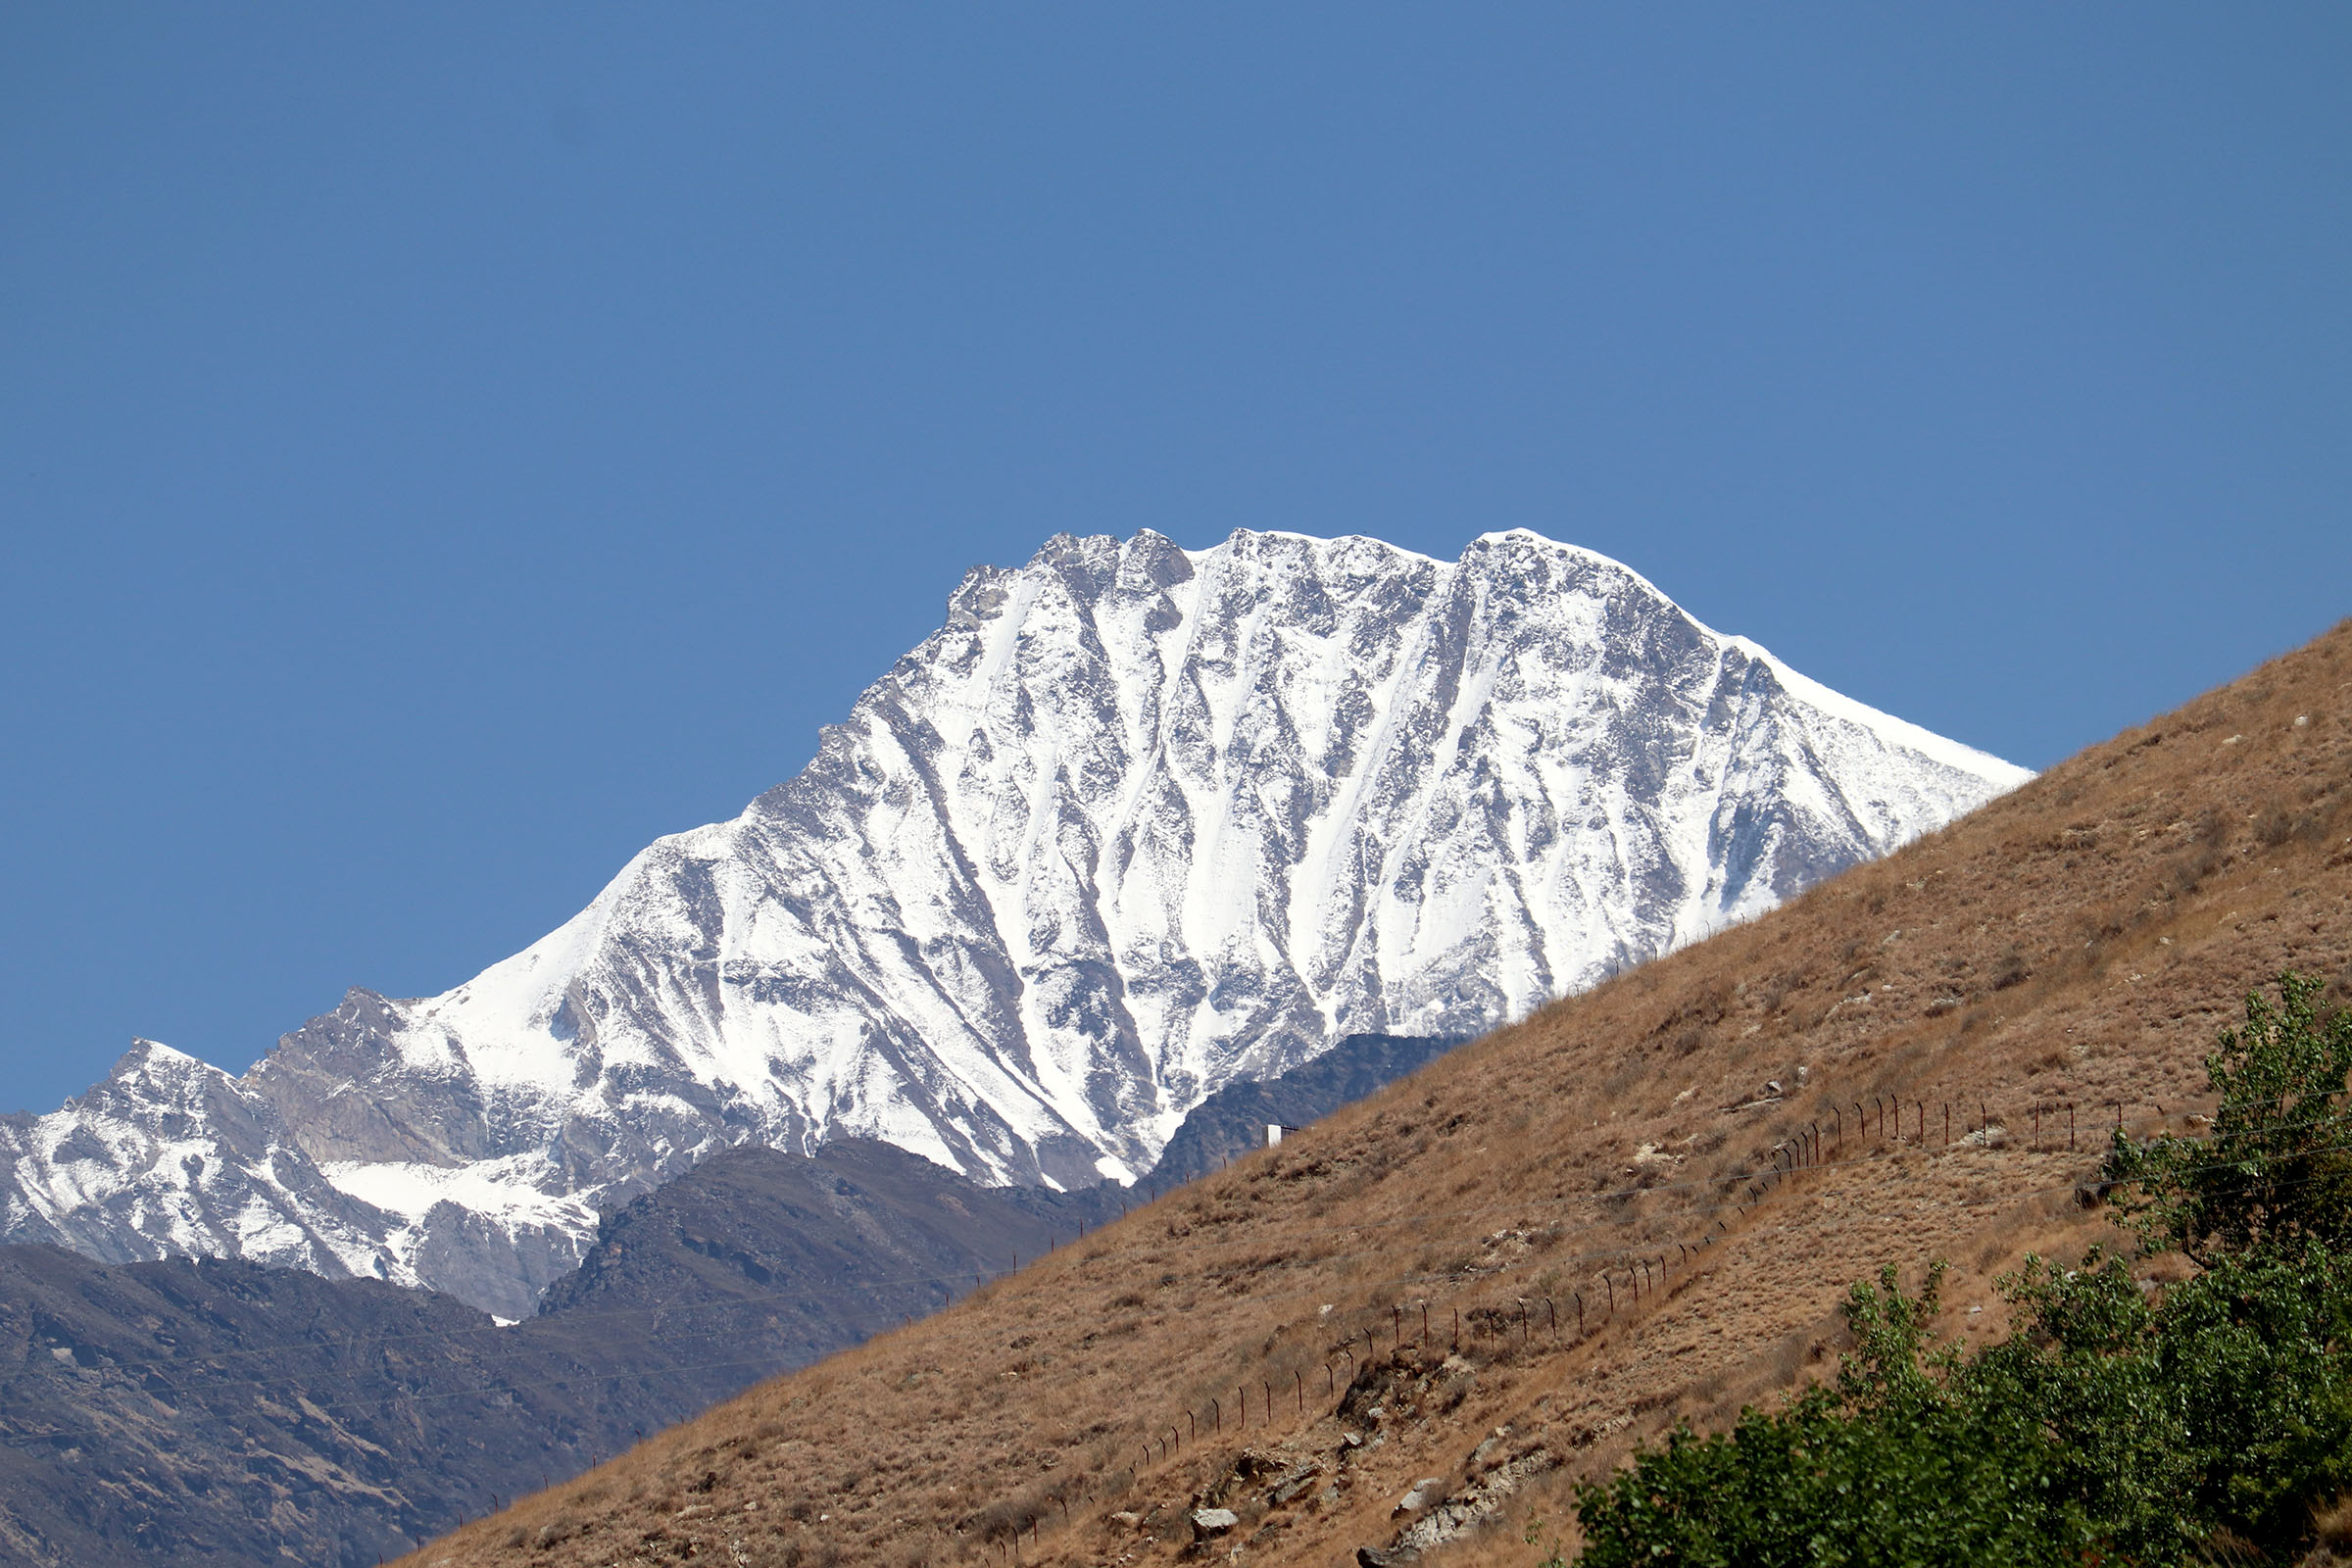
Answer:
[531,1140,1120,1344]
[1145,1033,1460,1187]
[400,622,2351,1568]
[0,1142,1114,1567]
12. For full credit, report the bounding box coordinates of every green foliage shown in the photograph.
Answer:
[2105,971,2352,1262]
[1570,972,2352,1567]
[1524,1509,1568,1568]
[1573,1263,2105,1568]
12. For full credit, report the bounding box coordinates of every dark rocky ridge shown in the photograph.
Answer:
[0,1141,1114,1568]
[532,1139,1119,1348]
[0,1032,1448,1567]
[1145,1032,1461,1185]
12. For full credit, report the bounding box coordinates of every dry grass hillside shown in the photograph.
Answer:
[403,622,2352,1568]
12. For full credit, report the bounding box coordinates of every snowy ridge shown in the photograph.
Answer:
[0,527,2029,1316]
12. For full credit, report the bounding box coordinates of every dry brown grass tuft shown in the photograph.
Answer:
[399,621,2352,1568]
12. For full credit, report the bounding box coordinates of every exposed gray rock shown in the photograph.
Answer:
[1393,1449,1560,1553]
[1395,1477,1446,1513]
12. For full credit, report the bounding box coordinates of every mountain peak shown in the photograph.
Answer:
[3,526,2027,1313]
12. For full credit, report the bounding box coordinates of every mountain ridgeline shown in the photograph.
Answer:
[0,528,2027,1319]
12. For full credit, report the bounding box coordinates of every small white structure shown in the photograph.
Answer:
[1266,1123,1284,1148]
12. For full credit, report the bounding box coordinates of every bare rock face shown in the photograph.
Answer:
[0,528,2028,1314]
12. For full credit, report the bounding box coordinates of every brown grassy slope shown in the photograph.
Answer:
[404,622,2352,1568]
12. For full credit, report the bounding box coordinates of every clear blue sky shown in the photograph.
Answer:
[2,7,2346,1113]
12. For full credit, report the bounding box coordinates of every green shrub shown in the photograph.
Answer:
[2105,971,2352,1262]
[1574,973,2352,1566]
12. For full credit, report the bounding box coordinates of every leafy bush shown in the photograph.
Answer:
[2105,970,2352,1262]
[1573,973,2352,1566]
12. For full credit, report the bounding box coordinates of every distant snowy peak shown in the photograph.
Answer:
[0,527,2029,1316]
[0,1040,396,1285]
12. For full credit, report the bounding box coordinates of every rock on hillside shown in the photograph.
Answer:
[0,528,2028,1316]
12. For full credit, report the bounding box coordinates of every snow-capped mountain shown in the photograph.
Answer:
[0,528,2031,1316]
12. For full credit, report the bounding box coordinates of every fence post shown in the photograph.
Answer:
[1295,1368,1304,1413]
[1576,1292,1586,1335]
[1943,1104,1950,1146]
[2070,1102,2077,1150]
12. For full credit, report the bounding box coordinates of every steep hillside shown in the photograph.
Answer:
[399,621,2350,1568]
[1,528,2025,1317]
